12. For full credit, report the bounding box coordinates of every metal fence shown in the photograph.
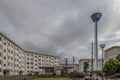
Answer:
[0,76,37,80]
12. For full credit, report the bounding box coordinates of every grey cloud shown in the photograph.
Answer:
[0,0,120,63]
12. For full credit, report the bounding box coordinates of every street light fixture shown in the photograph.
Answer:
[91,12,102,70]
[100,44,105,80]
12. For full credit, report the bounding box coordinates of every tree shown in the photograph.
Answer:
[116,54,120,61]
[83,61,89,75]
[115,54,120,73]
[103,58,120,76]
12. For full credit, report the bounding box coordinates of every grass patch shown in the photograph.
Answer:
[33,77,72,80]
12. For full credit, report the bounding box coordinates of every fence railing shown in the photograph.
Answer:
[0,76,38,80]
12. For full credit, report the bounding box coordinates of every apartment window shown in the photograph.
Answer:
[8,43,10,46]
[4,56,6,59]
[0,45,2,49]
[4,64,6,66]
[11,63,13,66]
[8,49,10,53]
[0,37,1,41]
[8,56,10,59]
[8,62,10,66]
[4,49,6,53]
[0,60,2,64]
[11,57,13,60]
[27,62,29,64]
[0,53,2,56]
[31,62,33,64]
[0,68,2,72]
[11,51,13,54]
[4,42,6,45]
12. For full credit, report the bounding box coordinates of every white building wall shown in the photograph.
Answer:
[79,59,102,73]
[0,33,60,76]
[105,47,120,61]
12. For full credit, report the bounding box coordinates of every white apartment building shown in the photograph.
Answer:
[104,46,120,61]
[25,51,60,75]
[79,59,102,73]
[0,32,60,76]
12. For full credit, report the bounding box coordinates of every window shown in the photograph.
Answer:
[31,62,33,64]
[8,49,10,53]
[0,37,1,41]
[0,53,2,56]
[8,43,10,46]
[4,49,6,53]
[27,62,29,64]
[0,60,2,64]
[4,42,6,45]
[4,64,6,66]
[11,51,13,54]
[0,68,2,72]
[0,45,2,49]
[27,66,29,68]
[4,56,6,59]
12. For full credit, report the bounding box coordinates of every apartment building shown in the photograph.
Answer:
[0,32,60,76]
[104,46,120,61]
[25,51,60,75]
[79,59,102,73]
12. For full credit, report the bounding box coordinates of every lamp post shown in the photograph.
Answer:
[91,12,102,70]
[90,42,94,78]
[73,56,75,72]
[100,44,105,80]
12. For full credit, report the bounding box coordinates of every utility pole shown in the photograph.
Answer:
[73,56,75,72]
[90,42,94,78]
[65,58,68,75]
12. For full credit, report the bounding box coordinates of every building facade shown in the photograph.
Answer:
[0,32,60,76]
[25,51,60,75]
[104,46,120,61]
[79,59,102,73]
[61,64,79,74]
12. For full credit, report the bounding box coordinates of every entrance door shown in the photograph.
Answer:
[3,70,9,77]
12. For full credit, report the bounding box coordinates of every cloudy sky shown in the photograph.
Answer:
[0,0,120,63]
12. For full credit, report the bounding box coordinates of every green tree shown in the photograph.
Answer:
[103,58,119,76]
[116,54,120,61]
[83,61,89,75]
[116,54,120,73]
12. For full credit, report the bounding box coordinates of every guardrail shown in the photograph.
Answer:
[0,76,38,80]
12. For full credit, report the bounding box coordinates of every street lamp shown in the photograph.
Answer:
[91,12,102,70]
[65,58,68,75]
[73,56,75,72]
[100,44,105,80]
